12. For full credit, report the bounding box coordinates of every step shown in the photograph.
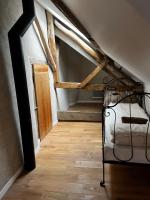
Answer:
[58,111,102,122]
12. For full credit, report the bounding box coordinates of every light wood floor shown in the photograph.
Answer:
[3,122,150,200]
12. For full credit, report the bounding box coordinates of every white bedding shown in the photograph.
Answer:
[105,103,150,147]
[104,103,150,163]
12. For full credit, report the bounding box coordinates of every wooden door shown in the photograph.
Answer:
[33,64,52,140]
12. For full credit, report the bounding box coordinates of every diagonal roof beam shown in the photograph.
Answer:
[46,11,59,82]
[33,17,57,72]
[55,23,98,65]
[55,82,106,91]
[105,58,137,86]
[55,20,101,63]
[50,0,96,45]
[46,11,58,65]
[80,62,107,88]
[50,0,105,58]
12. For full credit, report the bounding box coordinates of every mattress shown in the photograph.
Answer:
[104,121,150,163]
[105,103,150,147]
[104,103,150,163]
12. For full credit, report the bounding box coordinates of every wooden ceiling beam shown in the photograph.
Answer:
[55,81,138,91]
[51,0,105,59]
[55,82,105,91]
[85,84,105,91]
[55,82,81,89]
[51,0,90,38]
[105,59,137,86]
[46,11,58,65]
[80,64,105,88]
[33,17,57,72]
[46,11,59,82]
[55,20,102,63]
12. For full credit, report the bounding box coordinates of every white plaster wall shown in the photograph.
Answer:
[0,0,23,191]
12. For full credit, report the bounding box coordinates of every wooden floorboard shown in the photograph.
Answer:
[3,122,150,200]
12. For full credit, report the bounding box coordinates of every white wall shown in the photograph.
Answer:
[0,0,23,192]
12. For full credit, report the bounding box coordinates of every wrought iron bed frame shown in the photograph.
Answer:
[100,78,150,187]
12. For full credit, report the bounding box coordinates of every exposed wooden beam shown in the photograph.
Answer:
[106,84,142,91]
[55,21,101,63]
[55,82,105,91]
[105,60,137,86]
[55,82,81,89]
[85,84,105,91]
[33,17,57,72]
[55,26,98,65]
[51,0,105,58]
[80,66,102,88]
[51,0,91,39]
[55,81,139,91]
[46,11,57,64]
[46,11,59,82]
[80,63,106,88]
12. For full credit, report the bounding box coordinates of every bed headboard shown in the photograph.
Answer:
[103,77,143,106]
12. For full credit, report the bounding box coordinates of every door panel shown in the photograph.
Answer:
[33,64,52,140]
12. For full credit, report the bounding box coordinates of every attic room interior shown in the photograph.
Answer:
[1,0,150,199]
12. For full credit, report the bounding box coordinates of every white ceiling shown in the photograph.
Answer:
[62,0,150,84]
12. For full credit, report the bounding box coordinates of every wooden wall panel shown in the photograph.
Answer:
[33,64,52,140]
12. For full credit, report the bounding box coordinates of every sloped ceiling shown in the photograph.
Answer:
[62,0,150,84]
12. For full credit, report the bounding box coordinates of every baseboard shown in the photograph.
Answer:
[35,138,41,155]
[0,167,23,200]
